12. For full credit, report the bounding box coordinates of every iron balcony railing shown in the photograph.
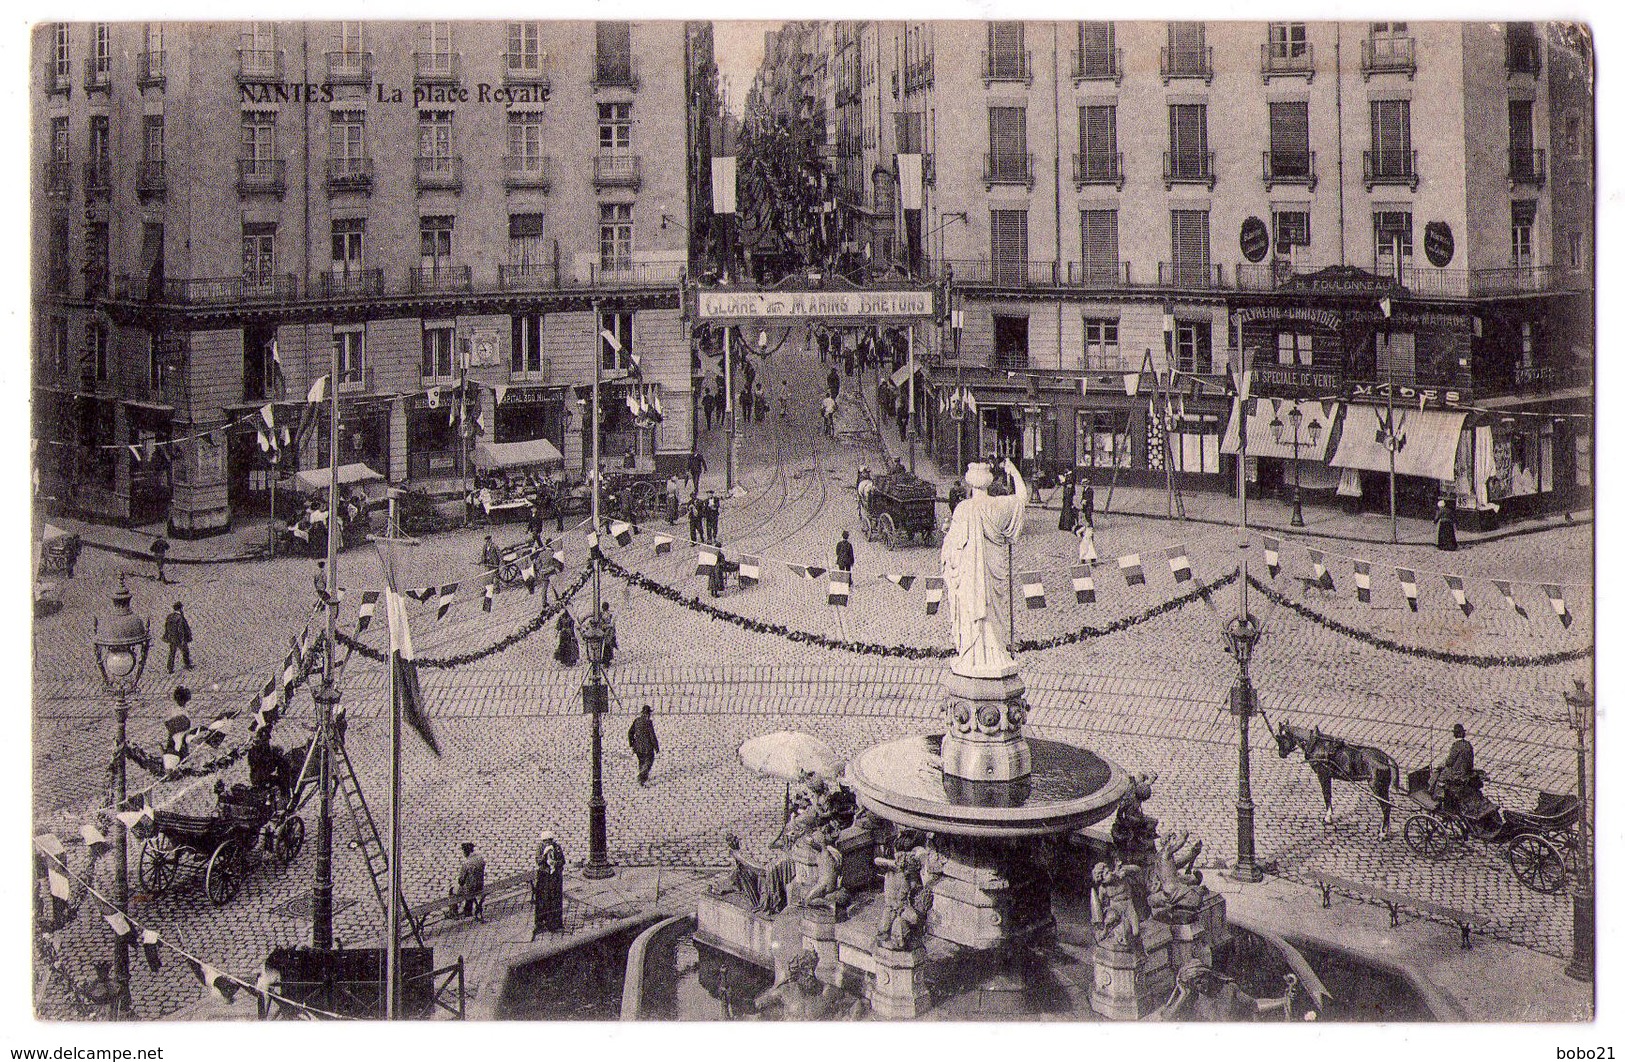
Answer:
[136,160,166,196]
[325,50,374,84]
[237,49,285,82]
[982,49,1033,84]
[1073,151,1124,188]
[504,52,552,87]
[1509,148,1547,186]
[1163,151,1216,188]
[903,57,934,92]
[1158,261,1226,289]
[45,61,71,94]
[585,261,685,287]
[591,56,640,90]
[499,262,559,291]
[943,259,1059,288]
[45,161,72,197]
[415,156,464,192]
[592,153,642,190]
[1471,263,1553,296]
[1361,36,1416,78]
[408,265,472,293]
[1262,150,1316,190]
[337,366,373,394]
[326,156,374,195]
[992,349,1029,371]
[164,274,299,304]
[415,52,461,83]
[319,268,385,298]
[83,158,111,195]
[83,58,112,93]
[1363,149,1418,190]
[137,50,165,88]
[1161,46,1214,82]
[503,155,553,191]
[1072,46,1124,82]
[1235,259,1317,291]
[1506,36,1542,77]
[237,158,287,196]
[1065,261,1134,288]
[983,152,1034,188]
[1261,41,1315,80]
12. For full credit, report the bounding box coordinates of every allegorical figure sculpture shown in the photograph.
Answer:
[939,459,1029,678]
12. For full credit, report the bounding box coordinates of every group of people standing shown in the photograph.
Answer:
[1054,469,1099,565]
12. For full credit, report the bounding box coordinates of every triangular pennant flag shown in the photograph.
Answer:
[963,390,977,415]
[35,834,65,860]
[201,962,239,1003]
[356,591,381,633]
[626,392,641,416]
[129,444,143,463]
[1396,567,1419,611]
[883,573,917,591]
[1354,560,1372,603]
[407,587,435,603]
[1166,546,1191,583]
[739,555,761,587]
[653,535,673,555]
[586,531,601,552]
[105,911,134,945]
[924,576,945,615]
[787,563,808,580]
[1543,584,1572,628]
[522,559,537,593]
[377,538,442,757]
[1079,376,1088,398]
[163,752,182,773]
[805,566,827,581]
[1492,579,1529,618]
[47,867,72,901]
[609,520,633,547]
[696,547,718,573]
[142,929,162,971]
[80,821,108,852]
[483,583,495,613]
[1118,553,1145,587]
[1262,536,1280,579]
[494,384,509,406]
[307,375,328,405]
[1308,549,1334,590]
[1444,575,1473,617]
[114,808,153,833]
[1123,372,1140,398]
[827,569,851,606]
[436,583,459,621]
[1071,565,1096,604]
[1021,571,1047,609]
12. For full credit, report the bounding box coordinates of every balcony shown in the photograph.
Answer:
[408,265,471,293]
[983,152,1034,189]
[1160,46,1214,83]
[1361,36,1416,79]
[943,259,1060,288]
[1158,262,1226,289]
[1072,47,1123,83]
[499,262,558,291]
[992,349,1029,371]
[1065,261,1133,288]
[982,50,1033,85]
[237,49,284,82]
[325,156,374,196]
[503,155,553,192]
[325,50,373,85]
[591,56,640,91]
[593,153,642,191]
[415,52,461,84]
[83,158,111,197]
[1261,42,1314,81]
[505,53,553,89]
[1506,37,1542,78]
[137,50,166,89]
[1363,149,1418,191]
[1163,151,1216,189]
[83,58,111,93]
[1073,151,1124,189]
[136,160,166,197]
[586,261,685,288]
[415,156,464,193]
[318,268,385,298]
[1472,264,1553,296]
[163,274,298,305]
[1262,150,1317,191]
[903,57,934,93]
[45,161,71,198]
[45,62,70,95]
[1235,259,1317,291]
[236,158,287,197]
[1509,148,1547,187]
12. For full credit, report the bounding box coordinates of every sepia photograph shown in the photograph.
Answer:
[20,6,1603,1046]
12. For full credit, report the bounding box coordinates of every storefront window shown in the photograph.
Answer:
[1076,410,1131,468]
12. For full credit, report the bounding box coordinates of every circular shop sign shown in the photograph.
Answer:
[1240,216,1270,263]
[1424,221,1455,267]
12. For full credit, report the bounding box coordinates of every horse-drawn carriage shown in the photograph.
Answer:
[857,471,937,549]
[137,783,306,905]
[1399,769,1582,894]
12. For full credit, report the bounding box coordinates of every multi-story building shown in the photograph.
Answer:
[33,20,717,535]
[759,20,1593,527]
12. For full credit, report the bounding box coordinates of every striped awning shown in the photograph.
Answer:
[1329,406,1467,482]
[1220,398,1340,461]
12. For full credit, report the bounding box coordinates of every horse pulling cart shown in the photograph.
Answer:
[857,472,937,549]
[137,783,306,905]
[1400,768,1582,894]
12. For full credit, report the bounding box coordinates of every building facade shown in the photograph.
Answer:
[755,20,1593,527]
[33,20,717,534]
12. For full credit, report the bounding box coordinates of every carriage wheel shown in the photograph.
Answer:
[1508,834,1567,894]
[274,816,307,866]
[878,513,898,548]
[1403,814,1454,860]
[500,562,522,586]
[137,835,179,895]
[1560,827,1585,869]
[629,482,658,517]
[205,839,246,905]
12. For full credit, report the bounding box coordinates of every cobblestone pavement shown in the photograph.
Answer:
[32,330,1593,1018]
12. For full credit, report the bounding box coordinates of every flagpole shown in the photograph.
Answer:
[907,324,916,475]
[312,332,340,952]
[724,323,734,493]
[384,593,401,1020]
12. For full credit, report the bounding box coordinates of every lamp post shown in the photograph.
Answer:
[1223,612,1263,883]
[1564,680,1594,982]
[1270,402,1322,528]
[91,574,150,1019]
[579,615,614,879]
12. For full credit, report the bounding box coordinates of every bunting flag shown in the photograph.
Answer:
[1397,568,1419,611]
[47,866,72,902]
[1166,546,1192,583]
[1071,565,1096,604]
[696,547,718,574]
[924,576,945,615]
[1307,549,1333,590]
[551,547,565,571]
[129,444,143,463]
[105,911,134,945]
[1123,372,1141,398]
[198,961,238,1003]
[1444,575,1473,617]
[963,389,977,415]
[739,555,761,587]
[609,520,634,546]
[482,583,495,613]
[586,531,601,552]
[141,930,162,971]
[653,535,673,555]
[883,573,917,591]
[1262,536,1281,579]
[80,822,108,853]
[1493,579,1529,618]
[827,569,851,606]
[787,563,808,580]
[1118,553,1145,587]
[35,834,65,860]
[805,566,827,581]
[1543,584,1572,628]
[407,587,436,604]
[1021,571,1047,609]
[436,583,459,621]
[494,383,509,406]
[1354,560,1372,603]
[521,559,537,593]
[356,591,380,633]
[377,539,442,757]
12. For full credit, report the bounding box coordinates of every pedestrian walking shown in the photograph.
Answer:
[1080,478,1096,529]
[1057,470,1077,533]
[665,473,682,524]
[452,842,486,920]
[705,491,722,546]
[835,530,855,575]
[821,394,837,436]
[754,381,767,423]
[599,602,618,665]
[531,832,566,938]
[702,387,716,431]
[481,534,502,591]
[628,705,660,786]
[709,546,728,597]
[1435,495,1459,552]
[162,601,194,672]
[314,560,333,605]
[687,450,707,492]
[1077,521,1098,566]
[150,535,171,584]
[827,366,840,400]
[844,347,855,378]
[555,610,580,667]
[687,494,705,546]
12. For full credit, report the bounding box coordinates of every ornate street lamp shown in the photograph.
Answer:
[579,614,614,880]
[91,574,150,1018]
[1222,612,1263,883]
[1270,404,1322,528]
[1564,680,1594,982]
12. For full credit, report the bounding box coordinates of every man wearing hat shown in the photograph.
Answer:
[628,705,660,786]
[1432,723,1477,815]
[162,601,194,673]
[453,842,486,920]
[532,832,566,938]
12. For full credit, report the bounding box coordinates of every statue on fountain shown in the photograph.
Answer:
[711,832,794,915]
[874,850,935,951]
[1110,771,1161,865]
[1146,830,1209,922]
[940,458,1028,679]
[801,824,849,911]
[752,950,860,1021]
[1090,862,1144,948]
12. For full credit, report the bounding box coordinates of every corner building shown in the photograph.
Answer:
[32,20,716,534]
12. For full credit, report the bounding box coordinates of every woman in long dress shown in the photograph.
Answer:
[555,609,580,666]
[1057,469,1077,533]
[1435,496,1459,551]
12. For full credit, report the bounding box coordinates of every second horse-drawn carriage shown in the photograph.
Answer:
[1399,768,1582,894]
[856,469,938,549]
[137,782,307,905]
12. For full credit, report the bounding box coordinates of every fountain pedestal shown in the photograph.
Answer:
[939,669,1030,783]
[927,837,1053,950]
[869,944,930,1019]
[1090,923,1177,1021]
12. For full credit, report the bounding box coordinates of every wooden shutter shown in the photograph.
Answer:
[989,107,1026,156]
[1168,21,1203,67]
[1371,100,1410,168]
[1171,210,1210,283]
[988,21,1021,77]
[1081,22,1114,76]
[991,209,1027,283]
[1508,100,1534,157]
[1169,104,1206,171]
[1269,101,1309,171]
[596,21,631,74]
[1080,105,1116,174]
[1080,210,1119,281]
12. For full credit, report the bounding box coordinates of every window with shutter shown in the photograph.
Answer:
[1370,100,1411,175]
[988,107,1027,182]
[1167,21,1205,75]
[1511,200,1536,268]
[991,210,1027,284]
[987,22,1023,79]
[1079,105,1118,179]
[1170,210,1210,286]
[596,22,632,82]
[1268,101,1310,176]
[1168,105,1207,178]
[1080,210,1119,283]
[1373,209,1412,276]
[895,112,924,154]
[1508,100,1535,176]
[1080,22,1115,77]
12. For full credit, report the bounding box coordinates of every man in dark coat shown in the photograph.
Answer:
[705,492,722,546]
[826,366,840,400]
[702,387,715,430]
[628,705,660,786]
[1080,477,1096,528]
[150,535,171,584]
[162,602,193,672]
[835,531,855,575]
[688,494,705,545]
[687,450,707,492]
[454,842,486,920]
[1432,723,1477,812]
[531,832,566,938]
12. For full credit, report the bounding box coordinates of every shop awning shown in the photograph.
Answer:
[472,438,564,471]
[1329,407,1467,481]
[1220,399,1340,461]
[1473,386,1591,410]
[889,362,927,388]
[123,398,174,414]
[292,463,384,492]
